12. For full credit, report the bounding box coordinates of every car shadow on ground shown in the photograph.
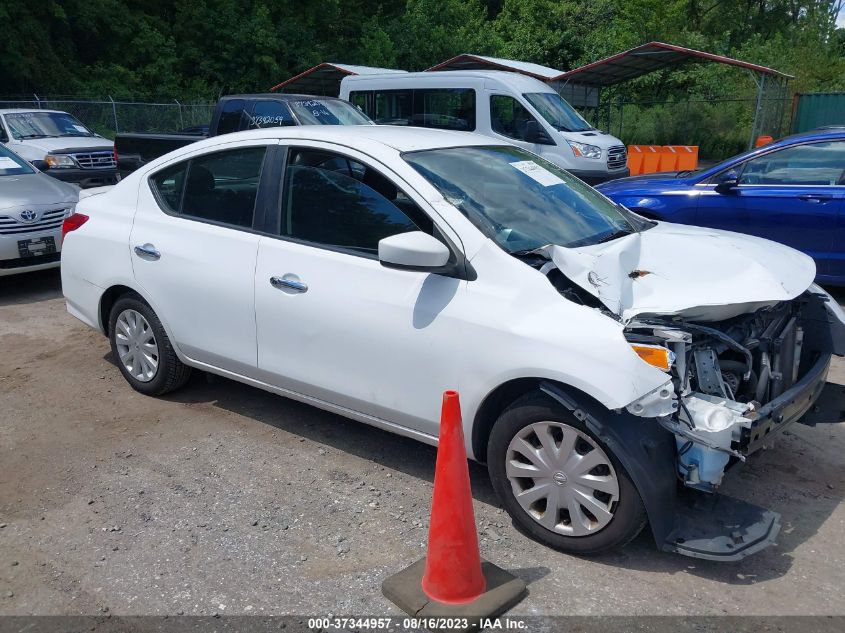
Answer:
[93,360,839,588]
[0,269,62,306]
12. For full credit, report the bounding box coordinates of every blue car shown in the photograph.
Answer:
[596,130,845,284]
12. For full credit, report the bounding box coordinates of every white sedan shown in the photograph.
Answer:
[61,126,845,559]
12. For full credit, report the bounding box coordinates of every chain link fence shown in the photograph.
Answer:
[0,96,216,139]
[585,97,793,160]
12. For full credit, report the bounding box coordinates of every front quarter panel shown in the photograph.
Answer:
[458,241,671,445]
[598,177,701,222]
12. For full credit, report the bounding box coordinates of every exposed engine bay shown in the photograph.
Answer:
[623,292,835,491]
[524,243,843,495]
[514,223,845,559]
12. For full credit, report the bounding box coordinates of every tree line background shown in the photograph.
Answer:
[2,1,844,155]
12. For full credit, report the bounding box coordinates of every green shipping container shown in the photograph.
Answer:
[792,92,845,133]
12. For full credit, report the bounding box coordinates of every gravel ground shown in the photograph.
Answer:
[0,270,843,617]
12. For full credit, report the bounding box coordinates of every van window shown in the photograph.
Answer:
[351,88,475,131]
[523,93,593,133]
[490,95,541,142]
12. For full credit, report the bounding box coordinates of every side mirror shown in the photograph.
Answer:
[378,231,450,271]
[714,170,739,194]
[524,120,554,145]
[31,159,48,171]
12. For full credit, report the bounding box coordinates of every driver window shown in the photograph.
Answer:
[738,141,845,186]
[490,95,539,142]
[282,148,434,256]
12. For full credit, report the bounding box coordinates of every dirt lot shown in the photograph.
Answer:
[1,269,844,618]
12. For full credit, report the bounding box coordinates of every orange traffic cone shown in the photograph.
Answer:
[382,391,526,625]
[421,391,486,603]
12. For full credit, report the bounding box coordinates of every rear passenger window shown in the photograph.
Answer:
[150,146,267,229]
[150,163,187,212]
[415,89,475,131]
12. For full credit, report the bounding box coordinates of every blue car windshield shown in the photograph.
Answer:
[405,145,645,252]
[0,145,34,176]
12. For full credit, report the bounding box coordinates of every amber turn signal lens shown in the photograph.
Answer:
[630,344,672,371]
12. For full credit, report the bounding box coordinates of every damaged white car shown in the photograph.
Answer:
[61,127,845,560]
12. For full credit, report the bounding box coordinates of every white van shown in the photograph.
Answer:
[340,70,628,184]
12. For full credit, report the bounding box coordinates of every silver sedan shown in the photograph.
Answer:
[0,144,79,276]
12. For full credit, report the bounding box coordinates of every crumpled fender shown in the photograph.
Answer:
[539,381,679,548]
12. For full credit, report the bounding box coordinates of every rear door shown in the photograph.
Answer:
[696,140,845,276]
[130,140,277,375]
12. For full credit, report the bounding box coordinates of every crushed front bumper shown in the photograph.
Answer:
[663,493,781,561]
[743,352,831,454]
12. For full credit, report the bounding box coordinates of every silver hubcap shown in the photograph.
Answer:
[506,421,619,536]
[115,309,159,383]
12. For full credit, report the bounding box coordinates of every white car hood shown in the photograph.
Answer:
[11,137,113,153]
[541,222,816,323]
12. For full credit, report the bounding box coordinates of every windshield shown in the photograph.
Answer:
[405,146,642,252]
[286,99,373,126]
[0,144,35,176]
[5,111,96,139]
[523,93,592,133]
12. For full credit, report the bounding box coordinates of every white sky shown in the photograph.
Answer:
[838,6,845,28]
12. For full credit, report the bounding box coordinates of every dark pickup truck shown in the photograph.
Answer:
[115,93,373,177]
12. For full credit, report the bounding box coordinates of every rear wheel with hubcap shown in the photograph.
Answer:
[488,392,647,555]
[108,294,191,396]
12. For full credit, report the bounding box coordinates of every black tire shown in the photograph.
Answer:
[487,392,647,555]
[108,294,191,396]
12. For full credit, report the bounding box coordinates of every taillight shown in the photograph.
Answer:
[61,213,89,243]
[113,145,118,165]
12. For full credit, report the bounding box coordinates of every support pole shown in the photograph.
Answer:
[109,96,119,134]
[749,72,765,150]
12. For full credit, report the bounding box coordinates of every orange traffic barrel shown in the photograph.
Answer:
[755,135,773,147]
[627,145,645,176]
[667,146,699,171]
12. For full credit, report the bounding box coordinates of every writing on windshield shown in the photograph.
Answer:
[5,112,94,139]
[405,146,640,252]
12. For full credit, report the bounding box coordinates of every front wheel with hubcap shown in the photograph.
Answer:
[487,393,647,555]
[108,294,191,396]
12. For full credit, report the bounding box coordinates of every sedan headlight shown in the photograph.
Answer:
[567,141,602,159]
[45,154,77,169]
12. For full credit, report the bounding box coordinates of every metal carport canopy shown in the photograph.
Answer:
[269,63,406,95]
[557,41,792,85]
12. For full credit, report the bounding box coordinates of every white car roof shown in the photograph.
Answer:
[188,125,502,154]
[0,109,70,115]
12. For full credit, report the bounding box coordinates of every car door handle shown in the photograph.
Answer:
[798,194,832,203]
[133,243,161,260]
[270,276,308,293]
